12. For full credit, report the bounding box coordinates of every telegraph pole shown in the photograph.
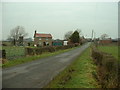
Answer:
[94,31,96,40]
[91,30,94,42]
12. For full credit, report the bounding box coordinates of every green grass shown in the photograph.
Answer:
[98,45,118,60]
[2,47,76,68]
[46,47,100,88]
[2,46,25,60]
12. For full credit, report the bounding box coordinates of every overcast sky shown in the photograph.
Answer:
[2,2,118,40]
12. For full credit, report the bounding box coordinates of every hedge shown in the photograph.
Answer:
[25,44,76,56]
[91,46,118,88]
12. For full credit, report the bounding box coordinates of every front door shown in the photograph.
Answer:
[43,42,46,46]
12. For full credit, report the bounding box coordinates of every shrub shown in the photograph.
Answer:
[75,43,79,47]
[102,55,117,72]
[47,46,56,52]
[25,45,75,56]
[55,46,65,50]
[91,46,103,65]
[35,48,42,55]
[2,44,7,46]
[25,48,35,55]
[91,45,118,88]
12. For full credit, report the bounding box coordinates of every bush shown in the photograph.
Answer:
[25,45,75,56]
[2,44,7,46]
[91,45,118,88]
[91,46,103,65]
[54,46,63,51]
[102,55,117,72]
[48,46,54,52]
[25,48,35,55]
[75,43,79,47]
[35,48,42,55]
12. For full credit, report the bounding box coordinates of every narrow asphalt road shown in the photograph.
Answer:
[3,42,91,88]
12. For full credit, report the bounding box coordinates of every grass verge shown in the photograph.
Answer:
[45,47,100,88]
[2,47,77,68]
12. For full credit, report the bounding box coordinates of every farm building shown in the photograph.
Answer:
[63,40,68,45]
[99,38,112,44]
[52,39,63,46]
[23,38,33,46]
[34,30,52,47]
[112,38,118,42]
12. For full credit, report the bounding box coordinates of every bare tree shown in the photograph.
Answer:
[64,31,73,40]
[100,34,109,40]
[8,26,28,45]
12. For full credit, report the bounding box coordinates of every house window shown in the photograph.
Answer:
[46,42,49,46]
[46,38,48,40]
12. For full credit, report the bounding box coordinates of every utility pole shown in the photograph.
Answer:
[94,31,96,40]
[91,30,94,41]
[94,31,96,43]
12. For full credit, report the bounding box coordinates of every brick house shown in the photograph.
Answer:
[34,31,52,47]
[99,38,112,44]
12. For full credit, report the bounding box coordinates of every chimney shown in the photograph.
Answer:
[34,30,37,38]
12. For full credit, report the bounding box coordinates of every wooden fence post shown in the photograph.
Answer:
[0,50,2,58]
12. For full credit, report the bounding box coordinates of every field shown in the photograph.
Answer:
[2,46,25,60]
[46,47,100,88]
[98,45,118,60]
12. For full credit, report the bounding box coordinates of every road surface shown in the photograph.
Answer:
[3,42,91,88]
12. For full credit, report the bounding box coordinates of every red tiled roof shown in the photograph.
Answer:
[35,33,52,38]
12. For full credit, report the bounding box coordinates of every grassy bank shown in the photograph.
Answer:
[98,45,118,60]
[3,47,76,68]
[46,47,100,88]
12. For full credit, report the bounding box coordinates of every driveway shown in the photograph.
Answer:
[2,42,91,88]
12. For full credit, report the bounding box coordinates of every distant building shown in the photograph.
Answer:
[23,38,33,46]
[99,38,112,44]
[63,41,68,45]
[34,30,52,47]
[85,38,92,42]
[112,38,118,42]
[52,39,63,46]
